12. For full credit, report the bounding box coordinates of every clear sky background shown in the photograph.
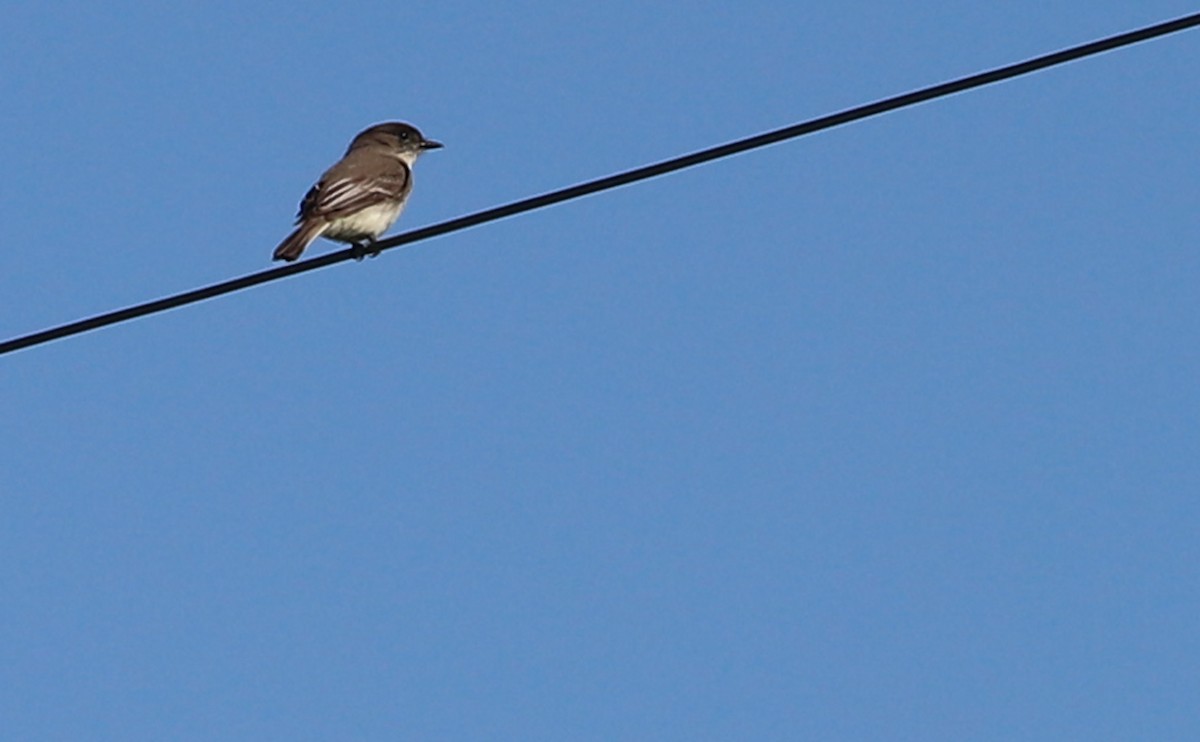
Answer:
[2,2,1198,739]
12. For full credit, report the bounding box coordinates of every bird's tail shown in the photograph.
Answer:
[272,220,327,262]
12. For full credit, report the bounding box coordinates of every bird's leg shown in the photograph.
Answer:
[349,237,383,262]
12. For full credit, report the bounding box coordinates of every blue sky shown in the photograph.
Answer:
[3,2,1198,739]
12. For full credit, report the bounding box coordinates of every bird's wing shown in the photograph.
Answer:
[295,166,410,222]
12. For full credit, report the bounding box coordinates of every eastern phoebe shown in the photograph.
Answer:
[273,122,442,262]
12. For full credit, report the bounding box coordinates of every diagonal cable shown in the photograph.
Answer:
[3,11,1198,357]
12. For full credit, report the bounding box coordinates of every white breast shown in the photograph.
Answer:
[324,200,406,243]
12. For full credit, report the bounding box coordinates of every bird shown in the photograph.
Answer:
[272,122,442,262]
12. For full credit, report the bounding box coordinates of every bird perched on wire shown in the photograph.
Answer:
[272,122,442,262]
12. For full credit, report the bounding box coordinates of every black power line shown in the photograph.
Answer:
[4,12,1199,357]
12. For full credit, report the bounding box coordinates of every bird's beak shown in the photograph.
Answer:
[421,139,444,150]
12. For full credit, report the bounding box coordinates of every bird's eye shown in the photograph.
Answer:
[399,131,410,140]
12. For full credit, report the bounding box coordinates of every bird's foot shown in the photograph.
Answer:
[351,240,382,262]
